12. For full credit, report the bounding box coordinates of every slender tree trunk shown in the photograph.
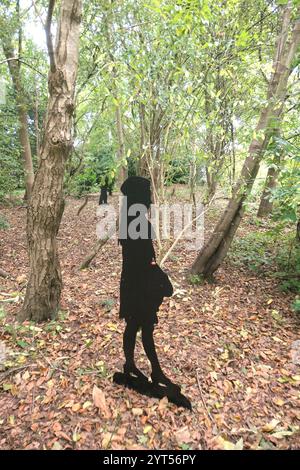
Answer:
[257,128,282,217]
[103,11,127,186]
[191,4,300,277]
[18,103,34,200]
[116,105,127,185]
[34,81,41,162]
[230,119,236,192]
[1,44,34,200]
[137,103,149,177]
[19,0,82,322]
[205,167,217,203]
[257,165,279,217]
[189,153,197,205]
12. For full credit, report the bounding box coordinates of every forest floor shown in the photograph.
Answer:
[0,189,299,450]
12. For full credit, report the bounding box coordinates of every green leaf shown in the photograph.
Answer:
[17,340,30,349]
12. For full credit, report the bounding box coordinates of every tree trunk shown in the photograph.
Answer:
[230,119,236,193]
[18,104,34,200]
[189,154,197,203]
[19,0,82,322]
[257,165,279,217]
[257,126,282,217]
[103,13,127,187]
[34,81,41,162]
[116,105,127,185]
[137,103,149,177]
[191,4,300,277]
[1,44,34,200]
[205,167,217,203]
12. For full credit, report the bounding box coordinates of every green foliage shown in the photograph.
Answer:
[230,230,273,271]
[189,274,205,285]
[72,165,97,197]
[0,307,6,320]
[100,298,115,312]
[0,90,23,200]
[292,297,300,314]
[0,215,9,230]
[165,157,190,184]
[229,227,300,294]
[68,147,116,197]
[271,149,300,225]
[77,361,108,378]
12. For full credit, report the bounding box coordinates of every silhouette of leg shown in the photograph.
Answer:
[141,325,180,390]
[123,321,147,380]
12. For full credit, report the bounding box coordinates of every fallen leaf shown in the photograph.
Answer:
[143,425,152,434]
[214,436,235,450]
[72,403,81,412]
[132,408,143,416]
[92,385,111,418]
[82,401,93,409]
[16,274,26,284]
[72,432,81,443]
[262,419,280,433]
[158,396,169,411]
[271,430,295,439]
[273,397,284,407]
[175,426,191,445]
[52,422,62,433]
[102,432,111,448]
[52,441,63,450]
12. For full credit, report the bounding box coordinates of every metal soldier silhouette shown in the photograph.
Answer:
[113,176,191,409]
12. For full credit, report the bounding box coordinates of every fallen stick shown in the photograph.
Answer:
[0,268,12,279]
[77,195,89,216]
[79,218,119,270]
[160,196,215,268]
[0,364,36,382]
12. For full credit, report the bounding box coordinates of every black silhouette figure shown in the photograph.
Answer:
[99,187,108,205]
[113,176,191,409]
[99,176,114,204]
[99,176,109,205]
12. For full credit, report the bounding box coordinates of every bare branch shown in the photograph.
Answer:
[160,196,216,268]
[79,218,119,270]
[32,0,46,28]
[77,195,89,216]
[45,0,56,73]
[0,268,12,279]
[0,57,46,77]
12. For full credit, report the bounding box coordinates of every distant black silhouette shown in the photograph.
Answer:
[113,176,191,409]
[99,187,108,205]
[99,177,109,205]
[99,176,114,205]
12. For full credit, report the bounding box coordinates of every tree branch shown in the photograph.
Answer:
[32,0,46,28]
[79,218,119,270]
[0,57,46,77]
[160,196,216,268]
[45,0,56,73]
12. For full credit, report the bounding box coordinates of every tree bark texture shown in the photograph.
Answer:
[20,0,82,322]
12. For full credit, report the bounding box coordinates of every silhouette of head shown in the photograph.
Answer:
[121,176,152,209]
